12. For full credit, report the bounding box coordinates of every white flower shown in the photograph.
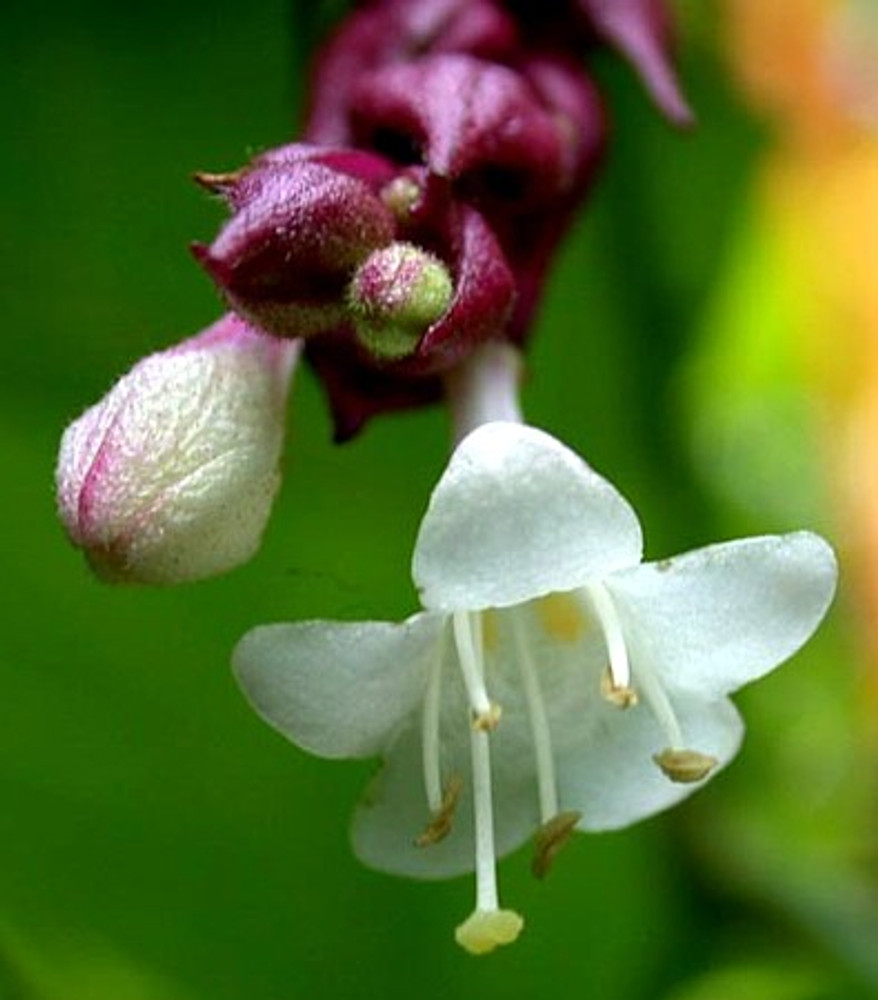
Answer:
[233,422,837,955]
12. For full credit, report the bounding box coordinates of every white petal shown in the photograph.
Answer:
[605,532,838,698]
[558,696,744,831]
[351,724,540,880]
[232,613,443,758]
[413,422,643,611]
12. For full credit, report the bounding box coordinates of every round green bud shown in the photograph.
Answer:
[348,242,454,361]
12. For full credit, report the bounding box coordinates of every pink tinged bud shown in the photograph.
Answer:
[578,0,694,126]
[193,151,397,340]
[56,314,298,585]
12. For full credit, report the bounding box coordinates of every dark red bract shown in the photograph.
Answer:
[195,0,688,438]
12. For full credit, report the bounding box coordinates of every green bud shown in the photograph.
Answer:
[348,242,454,361]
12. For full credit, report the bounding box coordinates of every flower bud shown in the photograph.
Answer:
[348,242,454,360]
[56,314,298,585]
[193,148,398,340]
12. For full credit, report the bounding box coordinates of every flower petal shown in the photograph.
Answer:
[351,723,540,880]
[232,613,443,759]
[605,531,838,698]
[413,422,643,611]
[559,695,744,831]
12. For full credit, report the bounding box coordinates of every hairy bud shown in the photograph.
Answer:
[348,242,454,360]
[56,314,298,585]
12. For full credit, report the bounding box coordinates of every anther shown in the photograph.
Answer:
[653,748,718,784]
[416,774,463,847]
[191,169,246,194]
[600,666,639,709]
[472,703,502,731]
[381,176,422,219]
[531,811,582,880]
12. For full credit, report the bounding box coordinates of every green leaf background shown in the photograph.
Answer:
[2,3,875,998]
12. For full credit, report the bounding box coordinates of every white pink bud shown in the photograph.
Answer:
[56,314,298,585]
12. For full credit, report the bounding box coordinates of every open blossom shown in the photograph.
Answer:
[56,314,298,585]
[232,420,837,955]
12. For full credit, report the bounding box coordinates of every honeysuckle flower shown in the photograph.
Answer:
[56,314,298,585]
[233,418,837,955]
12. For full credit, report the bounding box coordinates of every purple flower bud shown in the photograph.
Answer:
[56,314,298,585]
[348,53,578,200]
[193,145,398,340]
[577,0,693,125]
[306,0,520,146]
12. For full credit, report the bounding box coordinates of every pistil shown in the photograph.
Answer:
[454,723,524,955]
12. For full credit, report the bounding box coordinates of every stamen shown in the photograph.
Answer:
[633,656,718,783]
[531,810,582,880]
[421,627,446,813]
[580,582,633,696]
[416,774,463,846]
[454,723,524,955]
[512,612,559,823]
[653,749,718,784]
[453,611,500,730]
[600,666,639,708]
[633,658,685,749]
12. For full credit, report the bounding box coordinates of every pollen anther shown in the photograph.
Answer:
[653,748,718,784]
[531,810,582,879]
[416,774,463,847]
[472,703,502,731]
[600,666,639,708]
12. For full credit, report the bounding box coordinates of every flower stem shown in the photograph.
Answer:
[444,342,524,445]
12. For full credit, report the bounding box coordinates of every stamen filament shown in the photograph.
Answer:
[421,626,446,813]
[452,611,497,727]
[633,658,685,749]
[581,582,631,691]
[512,612,559,823]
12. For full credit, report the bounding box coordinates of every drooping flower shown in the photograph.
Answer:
[56,313,298,585]
[232,419,837,954]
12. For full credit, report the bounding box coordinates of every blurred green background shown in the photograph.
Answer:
[3,2,876,998]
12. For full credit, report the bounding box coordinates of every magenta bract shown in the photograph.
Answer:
[194,146,398,339]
